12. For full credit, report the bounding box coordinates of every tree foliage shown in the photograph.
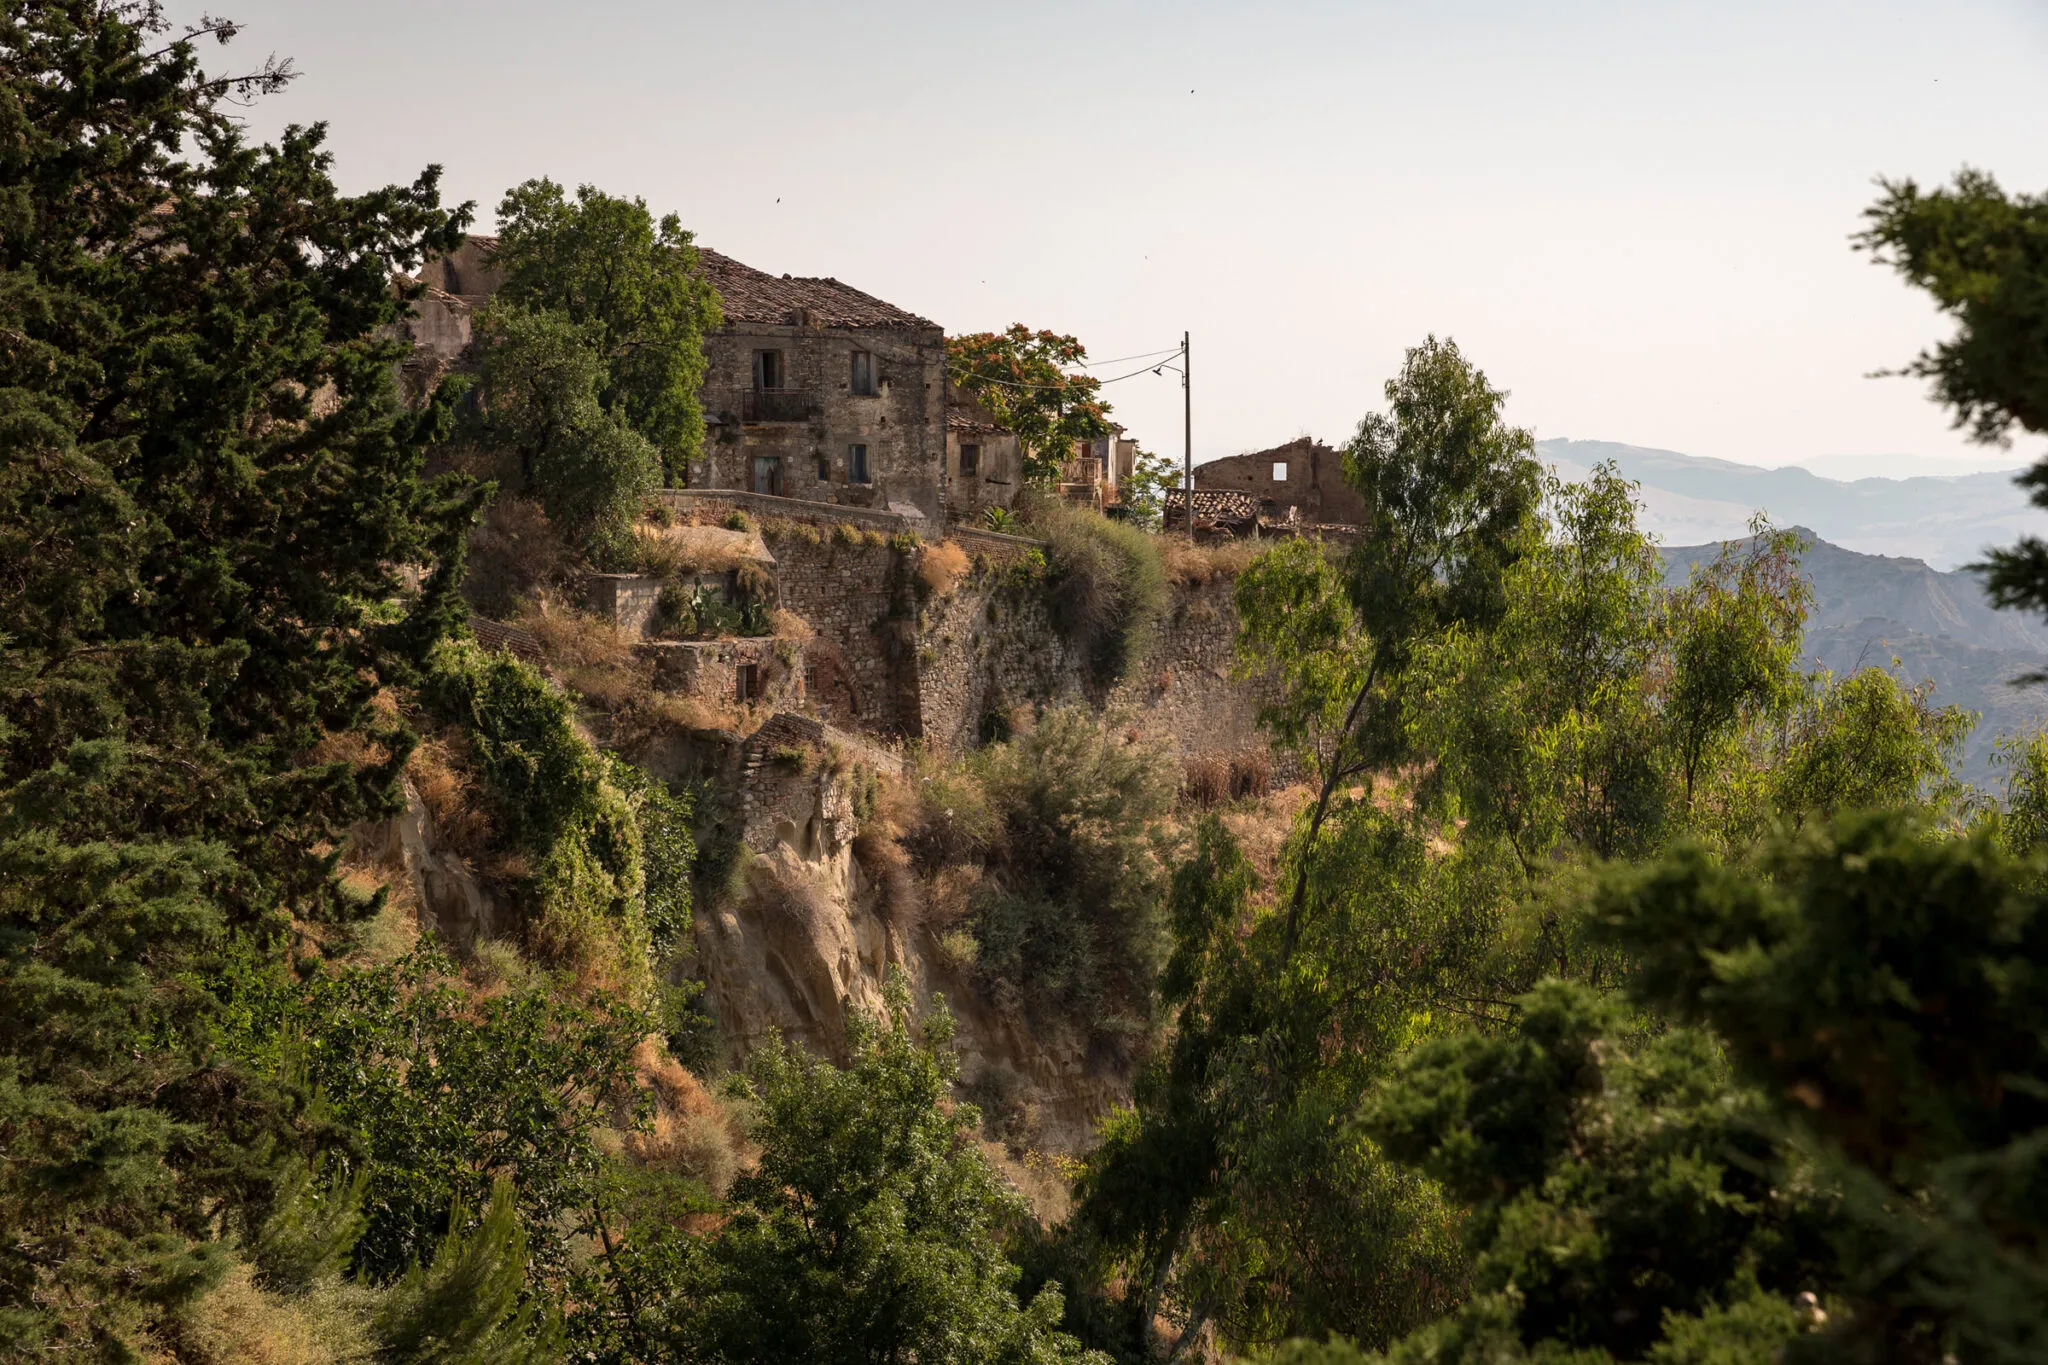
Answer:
[0,4,476,1350]
[1861,170,2048,622]
[652,983,1106,1364]
[948,326,1114,481]
[467,178,720,565]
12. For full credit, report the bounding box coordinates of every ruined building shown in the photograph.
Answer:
[945,392,1024,516]
[693,250,947,522]
[1195,436,1363,527]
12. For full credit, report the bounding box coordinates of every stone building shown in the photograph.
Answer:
[693,250,946,522]
[1194,436,1362,526]
[1060,426,1139,509]
[945,394,1023,517]
[397,235,504,393]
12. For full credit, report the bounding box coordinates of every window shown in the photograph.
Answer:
[850,349,876,395]
[816,453,831,482]
[848,443,870,484]
[959,443,980,476]
[753,349,784,390]
[736,663,761,703]
[1272,461,1288,482]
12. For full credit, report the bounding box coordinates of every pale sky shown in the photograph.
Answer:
[202,0,2048,477]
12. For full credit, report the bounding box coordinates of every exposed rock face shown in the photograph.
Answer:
[696,752,1128,1153]
[352,782,502,948]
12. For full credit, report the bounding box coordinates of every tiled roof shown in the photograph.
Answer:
[698,249,936,331]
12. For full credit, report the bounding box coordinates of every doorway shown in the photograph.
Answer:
[752,456,784,497]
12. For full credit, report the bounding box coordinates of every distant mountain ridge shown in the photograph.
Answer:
[1660,529,2048,784]
[1543,437,2046,571]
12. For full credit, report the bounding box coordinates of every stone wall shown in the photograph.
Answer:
[914,565,1281,769]
[697,323,946,520]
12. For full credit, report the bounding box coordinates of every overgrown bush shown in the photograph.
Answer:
[221,948,651,1286]
[426,639,651,991]
[1039,505,1167,687]
[917,539,973,597]
[904,707,1178,1033]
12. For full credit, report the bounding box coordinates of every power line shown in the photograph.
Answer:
[951,342,1189,392]
[1073,346,1183,369]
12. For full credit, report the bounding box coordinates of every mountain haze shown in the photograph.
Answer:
[1544,437,2045,571]
[1661,531,2048,784]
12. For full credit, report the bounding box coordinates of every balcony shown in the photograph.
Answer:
[739,388,818,424]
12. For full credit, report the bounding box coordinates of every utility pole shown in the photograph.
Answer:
[1182,330,1193,536]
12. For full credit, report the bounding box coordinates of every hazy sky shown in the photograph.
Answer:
[200,0,2048,476]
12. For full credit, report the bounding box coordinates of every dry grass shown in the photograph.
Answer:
[514,596,652,712]
[1181,753,1230,808]
[625,1038,743,1196]
[1182,748,1274,808]
[465,495,570,618]
[770,607,814,643]
[406,733,492,860]
[175,1261,377,1365]
[917,540,973,597]
[635,521,772,577]
[1229,749,1273,801]
[1160,535,1263,586]
[1220,783,1317,888]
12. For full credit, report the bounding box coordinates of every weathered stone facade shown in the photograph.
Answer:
[945,396,1023,518]
[1197,436,1362,526]
[692,251,946,522]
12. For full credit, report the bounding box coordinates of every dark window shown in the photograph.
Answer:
[753,350,784,390]
[849,443,870,484]
[850,350,876,395]
[816,453,831,481]
[959,443,980,476]
[737,663,761,703]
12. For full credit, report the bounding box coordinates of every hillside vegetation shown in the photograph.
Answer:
[8,10,2048,1365]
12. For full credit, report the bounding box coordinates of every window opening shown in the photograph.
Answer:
[1272,461,1288,481]
[959,443,980,476]
[850,350,876,395]
[753,350,784,390]
[849,443,870,484]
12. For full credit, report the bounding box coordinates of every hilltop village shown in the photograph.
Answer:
[380,232,1318,1135]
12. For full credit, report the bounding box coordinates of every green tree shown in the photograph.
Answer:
[654,982,1106,1364]
[1346,810,2048,1364]
[1115,446,1181,530]
[468,304,663,568]
[948,326,1114,482]
[221,949,651,1286]
[376,1179,566,1365]
[1860,170,2048,621]
[0,4,475,1351]
[1237,334,1541,958]
[490,178,721,484]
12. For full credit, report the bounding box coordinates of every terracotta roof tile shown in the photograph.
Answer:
[698,249,935,331]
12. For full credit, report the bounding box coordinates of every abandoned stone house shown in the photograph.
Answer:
[1061,426,1139,509]
[403,236,1035,526]
[1195,437,1363,526]
[692,250,947,522]
[944,393,1023,515]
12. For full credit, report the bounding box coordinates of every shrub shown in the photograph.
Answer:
[1182,754,1229,808]
[1229,748,1273,800]
[917,539,973,597]
[722,510,755,532]
[425,640,651,993]
[464,495,571,619]
[984,505,1021,533]
[909,707,1178,1033]
[1039,505,1167,688]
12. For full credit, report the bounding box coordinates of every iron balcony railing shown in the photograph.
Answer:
[738,388,819,424]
